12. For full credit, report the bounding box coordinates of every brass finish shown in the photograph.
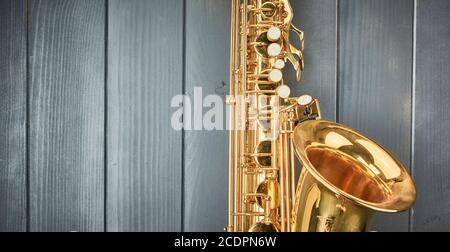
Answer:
[256,179,280,210]
[291,121,416,231]
[226,0,416,232]
[227,0,305,232]
[248,220,280,232]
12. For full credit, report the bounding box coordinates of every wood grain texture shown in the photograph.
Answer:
[28,0,105,232]
[413,0,450,232]
[288,0,338,120]
[0,0,27,232]
[339,0,414,231]
[107,0,183,231]
[184,0,230,232]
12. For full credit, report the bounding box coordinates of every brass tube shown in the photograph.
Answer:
[233,0,241,232]
[228,0,238,232]
[240,0,248,231]
[289,117,297,211]
[283,131,291,232]
[290,137,296,210]
[276,100,285,232]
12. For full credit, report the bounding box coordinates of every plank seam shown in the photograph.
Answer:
[335,0,341,122]
[25,0,31,233]
[410,0,418,233]
[181,0,187,232]
[104,0,109,233]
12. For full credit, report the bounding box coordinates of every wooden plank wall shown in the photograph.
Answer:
[0,0,448,232]
[413,0,450,232]
[184,0,230,232]
[288,0,338,121]
[107,0,183,232]
[0,0,27,232]
[28,0,106,232]
[339,0,414,232]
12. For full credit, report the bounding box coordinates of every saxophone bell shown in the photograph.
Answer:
[291,120,416,232]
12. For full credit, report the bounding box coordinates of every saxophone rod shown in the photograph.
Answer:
[276,101,286,232]
[227,0,238,232]
[289,119,296,208]
[283,131,291,232]
[239,0,248,231]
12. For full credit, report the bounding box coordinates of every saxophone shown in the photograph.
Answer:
[226,0,416,232]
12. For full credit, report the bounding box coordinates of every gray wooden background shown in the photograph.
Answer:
[0,0,449,232]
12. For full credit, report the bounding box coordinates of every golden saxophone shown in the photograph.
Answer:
[226,0,416,232]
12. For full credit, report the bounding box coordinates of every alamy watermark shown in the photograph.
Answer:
[171,87,278,131]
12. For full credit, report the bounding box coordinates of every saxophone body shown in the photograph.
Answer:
[226,0,416,232]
